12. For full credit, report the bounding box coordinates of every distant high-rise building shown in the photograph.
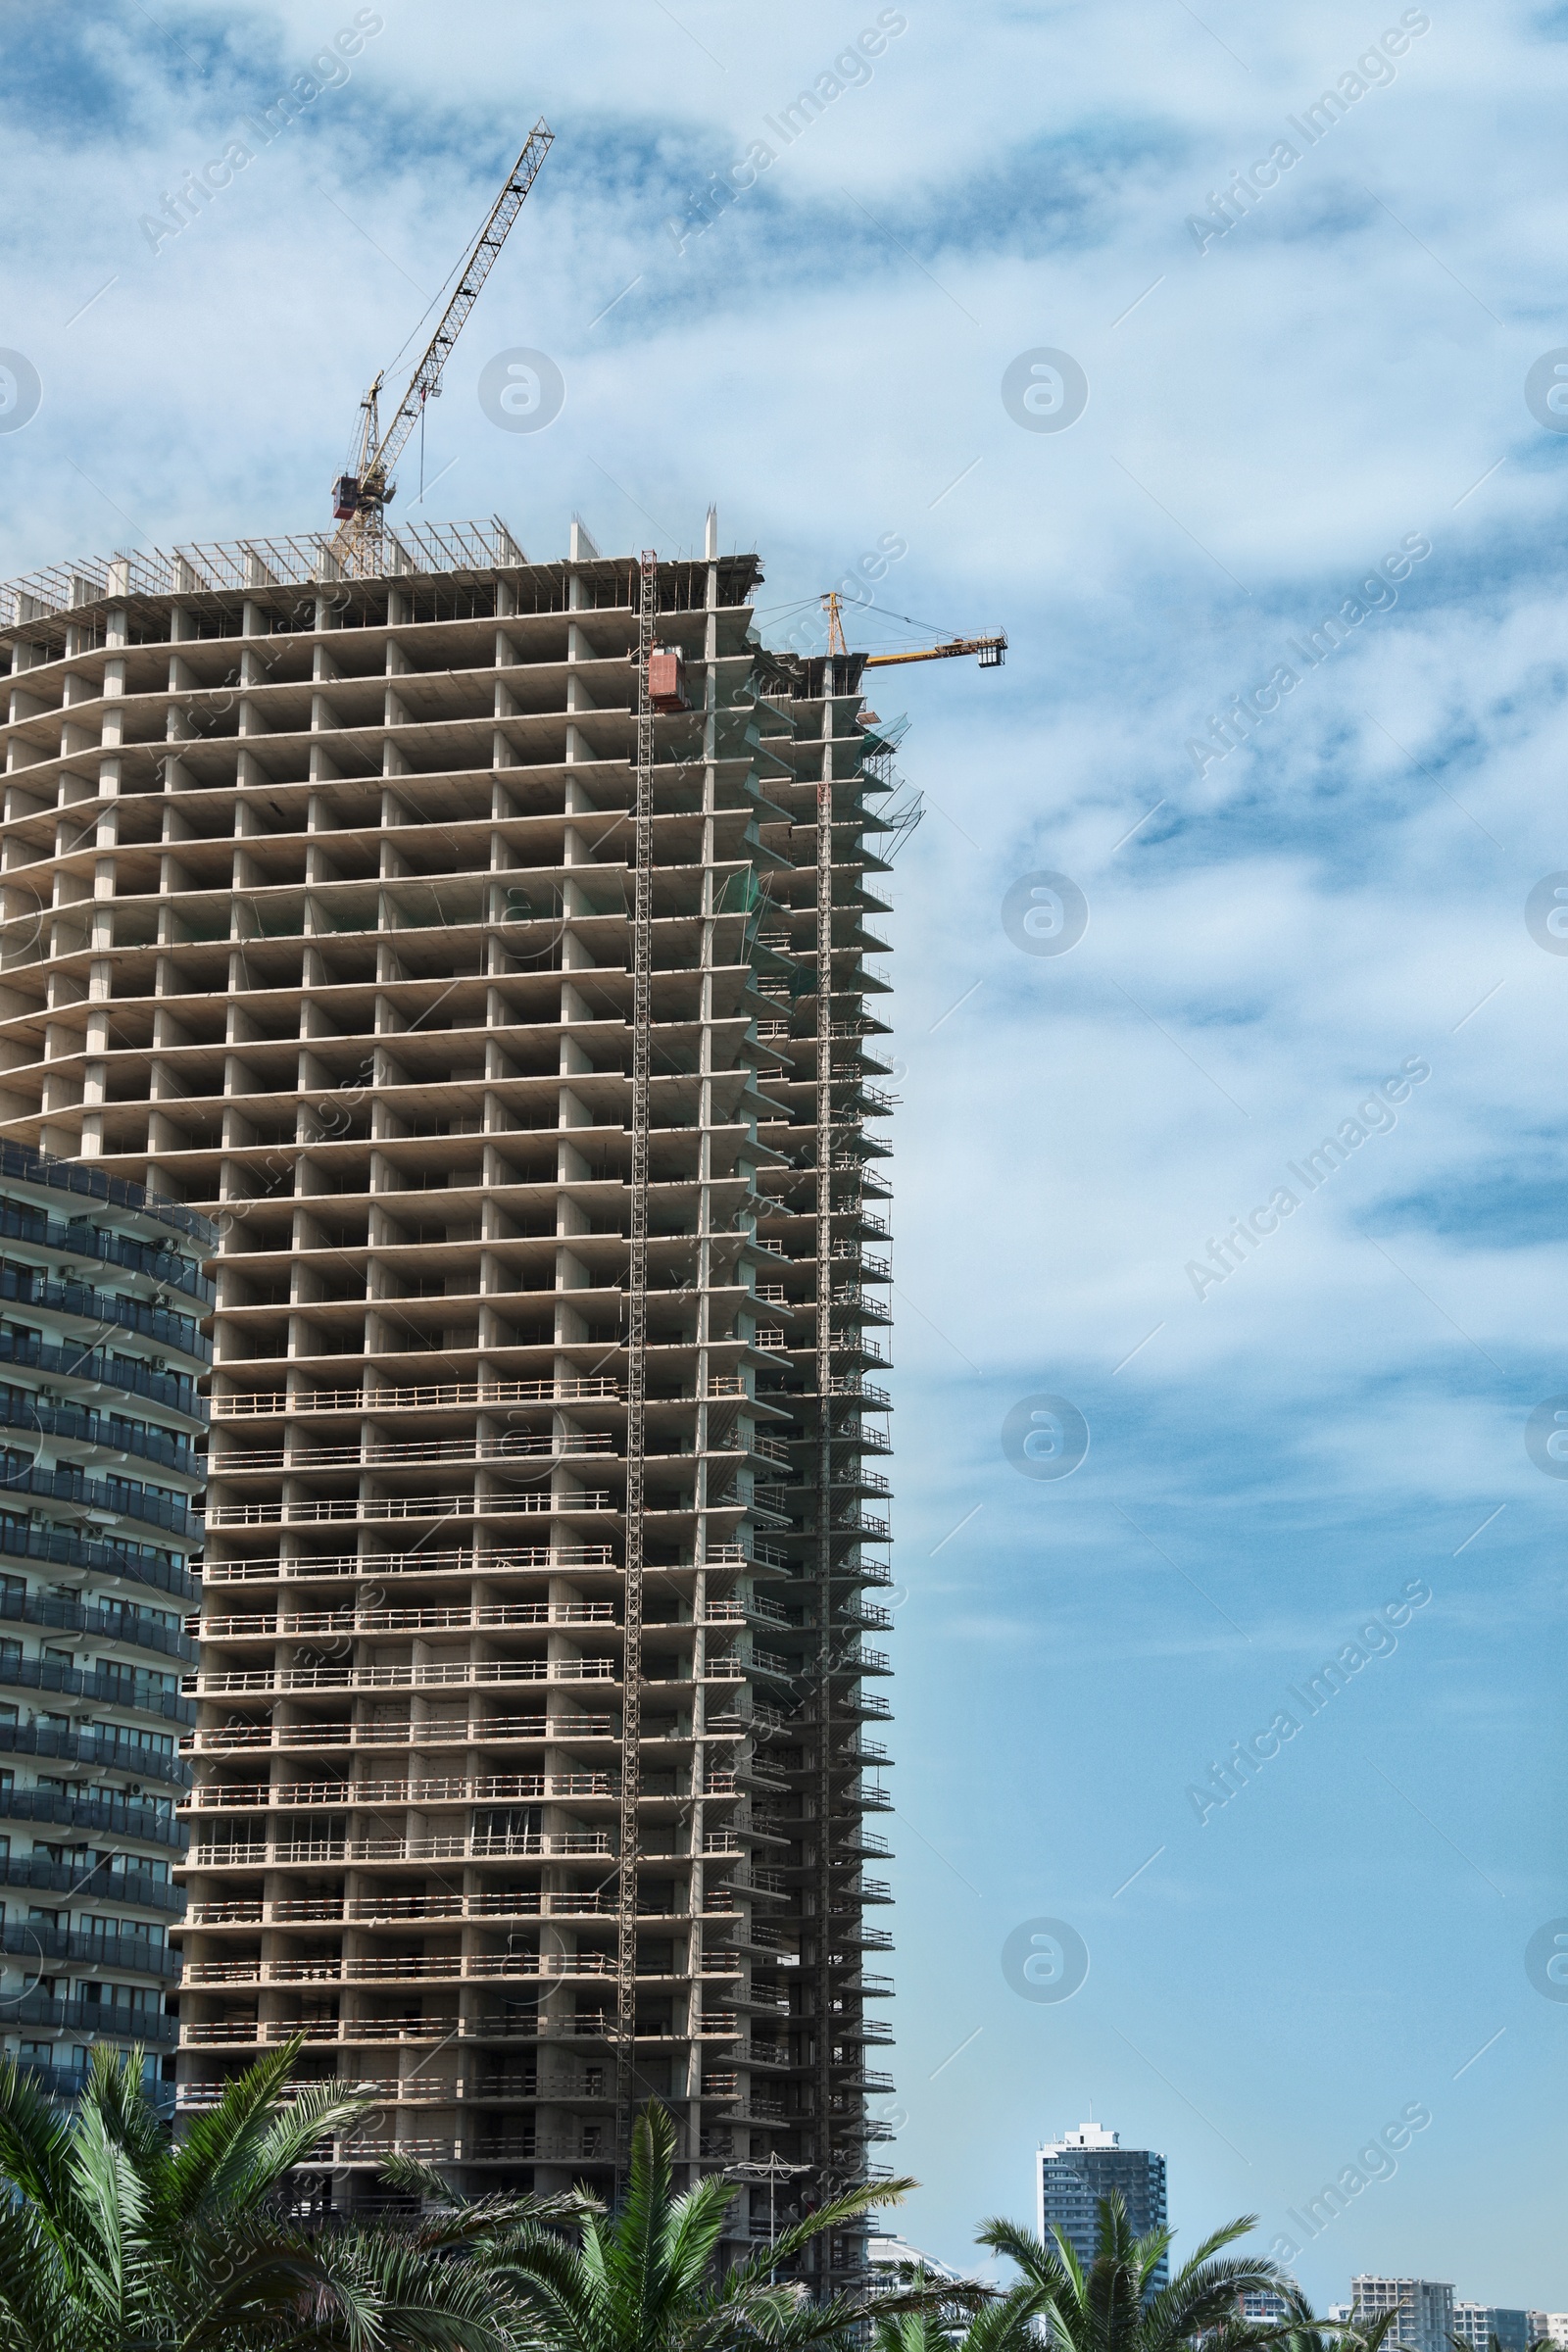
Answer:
[1036,2124,1168,2286]
[867,2232,966,2283]
[1455,2311,1531,2352]
[1352,2277,1455,2352]
[1239,2292,1296,2324]
[1528,2317,1566,2347]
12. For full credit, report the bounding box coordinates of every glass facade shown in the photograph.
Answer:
[0,1145,210,2109]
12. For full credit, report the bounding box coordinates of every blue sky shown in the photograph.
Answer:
[2,0,1564,2308]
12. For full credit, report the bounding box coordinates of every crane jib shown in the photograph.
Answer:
[330,118,555,548]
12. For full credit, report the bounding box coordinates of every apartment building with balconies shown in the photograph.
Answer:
[0,1141,209,2107]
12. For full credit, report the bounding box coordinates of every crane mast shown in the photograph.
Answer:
[329,118,554,569]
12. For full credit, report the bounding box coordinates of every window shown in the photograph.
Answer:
[82,1916,163,1948]
[103,1853,166,1884]
[77,1983,160,2015]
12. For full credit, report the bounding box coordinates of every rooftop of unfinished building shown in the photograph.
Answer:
[0,514,897,704]
[0,514,761,637]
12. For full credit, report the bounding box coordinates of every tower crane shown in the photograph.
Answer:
[329,119,554,568]
[820,589,1006,670]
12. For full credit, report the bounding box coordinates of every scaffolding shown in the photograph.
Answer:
[615,550,658,2167]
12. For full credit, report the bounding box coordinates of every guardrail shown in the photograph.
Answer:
[0,1138,214,1246]
[0,1331,203,1421]
[0,1651,194,1722]
[212,1375,621,1417]
[0,1265,209,1361]
[0,1198,213,1303]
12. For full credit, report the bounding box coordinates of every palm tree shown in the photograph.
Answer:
[868,2272,1043,2352]
[0,2036,576,2351]
[489,2098,925,2352]
[978,2194,1312,2352]
[1269,2312,1401,2352]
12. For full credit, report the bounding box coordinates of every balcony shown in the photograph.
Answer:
[190,1657,619,1697]
[187,1828,615,1869]
[211,1374,622,1417]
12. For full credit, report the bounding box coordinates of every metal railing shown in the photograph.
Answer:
[0,1786,185,1849]
[0,517,524,623]
[0,1716,188,1788]
[191,1657,618,1696]
[186,1711,617,1754]
[211,1374,620,1417]
[188,1829,614,1869]
[188,1770,612,1810]
[0,1921,179,1978]
[12,1990,175,2043]
[0,1200,212,1304]
[0,1139,214,1246]
[201,1600,614,1639]
[0,1650,193,1722]
[0,1459,193,1539]
[0,1265,209,1361]
[0,1585,194,1662]
[0,1390,199,1480]
[213,1432,614,1472]
[0,1851,181,1910]
[200,1490,611,1526]
[0,1331,203,1421]
[199,1543,614,1586]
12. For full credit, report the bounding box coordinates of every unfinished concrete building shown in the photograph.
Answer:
[0,511,899,2278]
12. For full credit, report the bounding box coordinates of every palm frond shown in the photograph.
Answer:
[0,2056,78,2225]
[721,2174,914,2293]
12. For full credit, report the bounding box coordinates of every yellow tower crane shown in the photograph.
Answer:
[329,119,555,570]
[820,588,1006,669]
